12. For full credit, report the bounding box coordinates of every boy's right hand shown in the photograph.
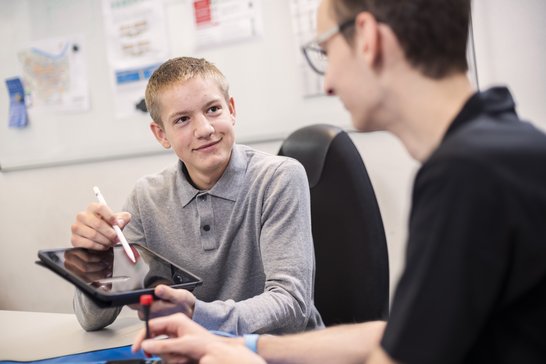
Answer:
[70,202,132,250]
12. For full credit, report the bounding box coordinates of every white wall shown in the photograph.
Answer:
[1,0,545,313]
[0,0,352,170]
[472,0,546,131]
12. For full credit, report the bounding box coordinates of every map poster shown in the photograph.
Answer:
[17,35,89,113]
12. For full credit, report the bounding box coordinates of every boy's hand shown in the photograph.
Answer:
[71,202,131,250]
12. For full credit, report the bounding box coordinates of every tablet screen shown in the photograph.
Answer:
[39,244,201,303]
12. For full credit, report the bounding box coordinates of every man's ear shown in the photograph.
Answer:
[150,121,171,149]
[354,12,381,68]
[228,97,236,124]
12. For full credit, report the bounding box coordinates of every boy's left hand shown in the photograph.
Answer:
[129,284,196,320]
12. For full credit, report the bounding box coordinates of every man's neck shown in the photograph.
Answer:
[386,72,474,162]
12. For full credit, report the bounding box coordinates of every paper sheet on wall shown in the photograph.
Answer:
[192,0,263,50]
[290,0,323,97]
[17,35,89,112]
[102,0,170,118]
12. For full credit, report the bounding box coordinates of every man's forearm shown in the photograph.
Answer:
[256,321,386,364]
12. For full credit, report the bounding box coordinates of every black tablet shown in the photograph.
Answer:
[37,243,202,307]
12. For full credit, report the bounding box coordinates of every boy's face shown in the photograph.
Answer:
[151,76,236,187]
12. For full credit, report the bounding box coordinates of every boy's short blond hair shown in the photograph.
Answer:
[145,57,230,126]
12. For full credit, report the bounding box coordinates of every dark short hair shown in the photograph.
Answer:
[330,0,471,78]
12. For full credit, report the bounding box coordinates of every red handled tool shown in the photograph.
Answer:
[140,294,153,358]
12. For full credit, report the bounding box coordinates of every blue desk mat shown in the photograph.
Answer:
[0,345,160,364]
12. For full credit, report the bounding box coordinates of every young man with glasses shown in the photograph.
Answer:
[132,0,546,363]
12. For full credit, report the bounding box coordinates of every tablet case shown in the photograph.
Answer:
[37,243,202,308]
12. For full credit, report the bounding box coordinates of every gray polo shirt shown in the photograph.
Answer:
[74,144,323,334]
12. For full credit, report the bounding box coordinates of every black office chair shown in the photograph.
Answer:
[279,124,389,325]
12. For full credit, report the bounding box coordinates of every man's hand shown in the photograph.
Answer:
[132,313,264,363]
[132,313,242,362]
[71,202,131,250]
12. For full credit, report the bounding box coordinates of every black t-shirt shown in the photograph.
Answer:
[382,87,546,363]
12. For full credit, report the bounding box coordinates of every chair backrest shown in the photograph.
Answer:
[279,124,389,325]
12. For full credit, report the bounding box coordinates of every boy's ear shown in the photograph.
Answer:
[228,97,236,123]
[150,121,171,149]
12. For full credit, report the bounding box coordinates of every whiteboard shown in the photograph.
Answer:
[0,0,350,171]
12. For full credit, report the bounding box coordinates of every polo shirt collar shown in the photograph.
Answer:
[177,144,247,207]
[443,86,517,140]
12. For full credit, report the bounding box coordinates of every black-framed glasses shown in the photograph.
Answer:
[301,18,355,75]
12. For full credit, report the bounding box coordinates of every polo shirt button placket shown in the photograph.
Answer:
[196,193,216,250]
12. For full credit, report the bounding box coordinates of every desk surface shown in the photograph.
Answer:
[0,309,143,361]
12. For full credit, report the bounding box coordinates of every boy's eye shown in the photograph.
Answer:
[176,116,189,124]
[208,106,221,113]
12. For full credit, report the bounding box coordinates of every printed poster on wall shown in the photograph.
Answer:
[290,0,323,97]
[192,0,264,49]
[102,0,170,118]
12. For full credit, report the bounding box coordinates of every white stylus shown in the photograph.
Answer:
[92,186,136,263]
